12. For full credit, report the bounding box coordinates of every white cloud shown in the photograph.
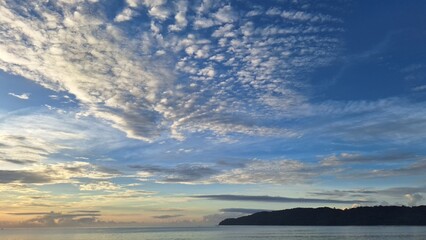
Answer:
[0,183,43,194]
[142,0,167,7]
[114,8,137,22]
[405,193,424,206]
[8,92,30,100]
[168,0,188,32]
[320,153,355,166]
[213,5,235,23]
[197,0,214,14]
[7,211,104,227]
[0,108,136,168]
[246,9,263,17]
[0,134,67,165]
[266,7,281,16]
[31,161,121,183]
[194,46,210,58]
[0,1,174,141]
[281,11,338,22]
[209,54,225,62]
[211,24,235,38]
[132,159,319,185]
[198,66,215,78]
[79,181,121,191]
[212,160,316,184]
[413,85,426,91]
[126,0,141,8]
[281,11,313,21]
[0,0,343,142]
[193,17,216,29]
[148,6,170,21]
[0,112,84,165]
[150,21,161,34]
[0,161,120,185]
[185,45,198,55]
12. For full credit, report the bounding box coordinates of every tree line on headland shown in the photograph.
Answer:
[219,206,426,226]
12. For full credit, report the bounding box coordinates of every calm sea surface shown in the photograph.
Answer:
[1,226,426,240]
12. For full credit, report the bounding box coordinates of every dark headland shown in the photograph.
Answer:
[219,206,426,226]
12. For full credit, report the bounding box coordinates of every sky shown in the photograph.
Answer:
[0,0,426,227]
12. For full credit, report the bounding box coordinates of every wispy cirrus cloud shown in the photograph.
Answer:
[131,159,322,185]
[314,100,426,144]
[357,159,426,178]
[131,163,220,183]
[0,110,122,165]
[0,161,120,185]
[310,185,426,206]
[211,160,319,185]
[8,92,30,100]
[0,133,76,165]
[320,151,419,167]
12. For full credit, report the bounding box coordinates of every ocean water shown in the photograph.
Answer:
[1,226,426,240]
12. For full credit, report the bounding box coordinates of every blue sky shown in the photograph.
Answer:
[0,0,426,227]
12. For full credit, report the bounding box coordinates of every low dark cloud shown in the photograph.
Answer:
[7,211,102,227]
[216,160,247,168]
[322,152,419,166]
[130,164,219,183]
[311,190,375,199]
[8,212,51,216]
[380,186,426,196]
[97,166,123,175]
[8,212,100,217]
[148,208,185,212]
[28,203,55,207]
[352,159,426,178]
[152,214,183,219]
[328,112,426,144]
[63,164,122,175]
[0,135,53,165]
[220,208,270,214]
[349,152,419,163]
[311,186,426,206]
[1,159,37,165]
[311,186,426,198]
[130,159,324,185]
[69,210,101,213]
[193,194,373,204]
[0,170,51,183]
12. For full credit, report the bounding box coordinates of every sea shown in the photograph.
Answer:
[1,226,426,240]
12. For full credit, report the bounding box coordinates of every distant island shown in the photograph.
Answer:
[219,206,426,226]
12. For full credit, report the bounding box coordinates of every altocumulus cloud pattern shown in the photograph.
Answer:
[1,0,426,227]
[0,0,343,141]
